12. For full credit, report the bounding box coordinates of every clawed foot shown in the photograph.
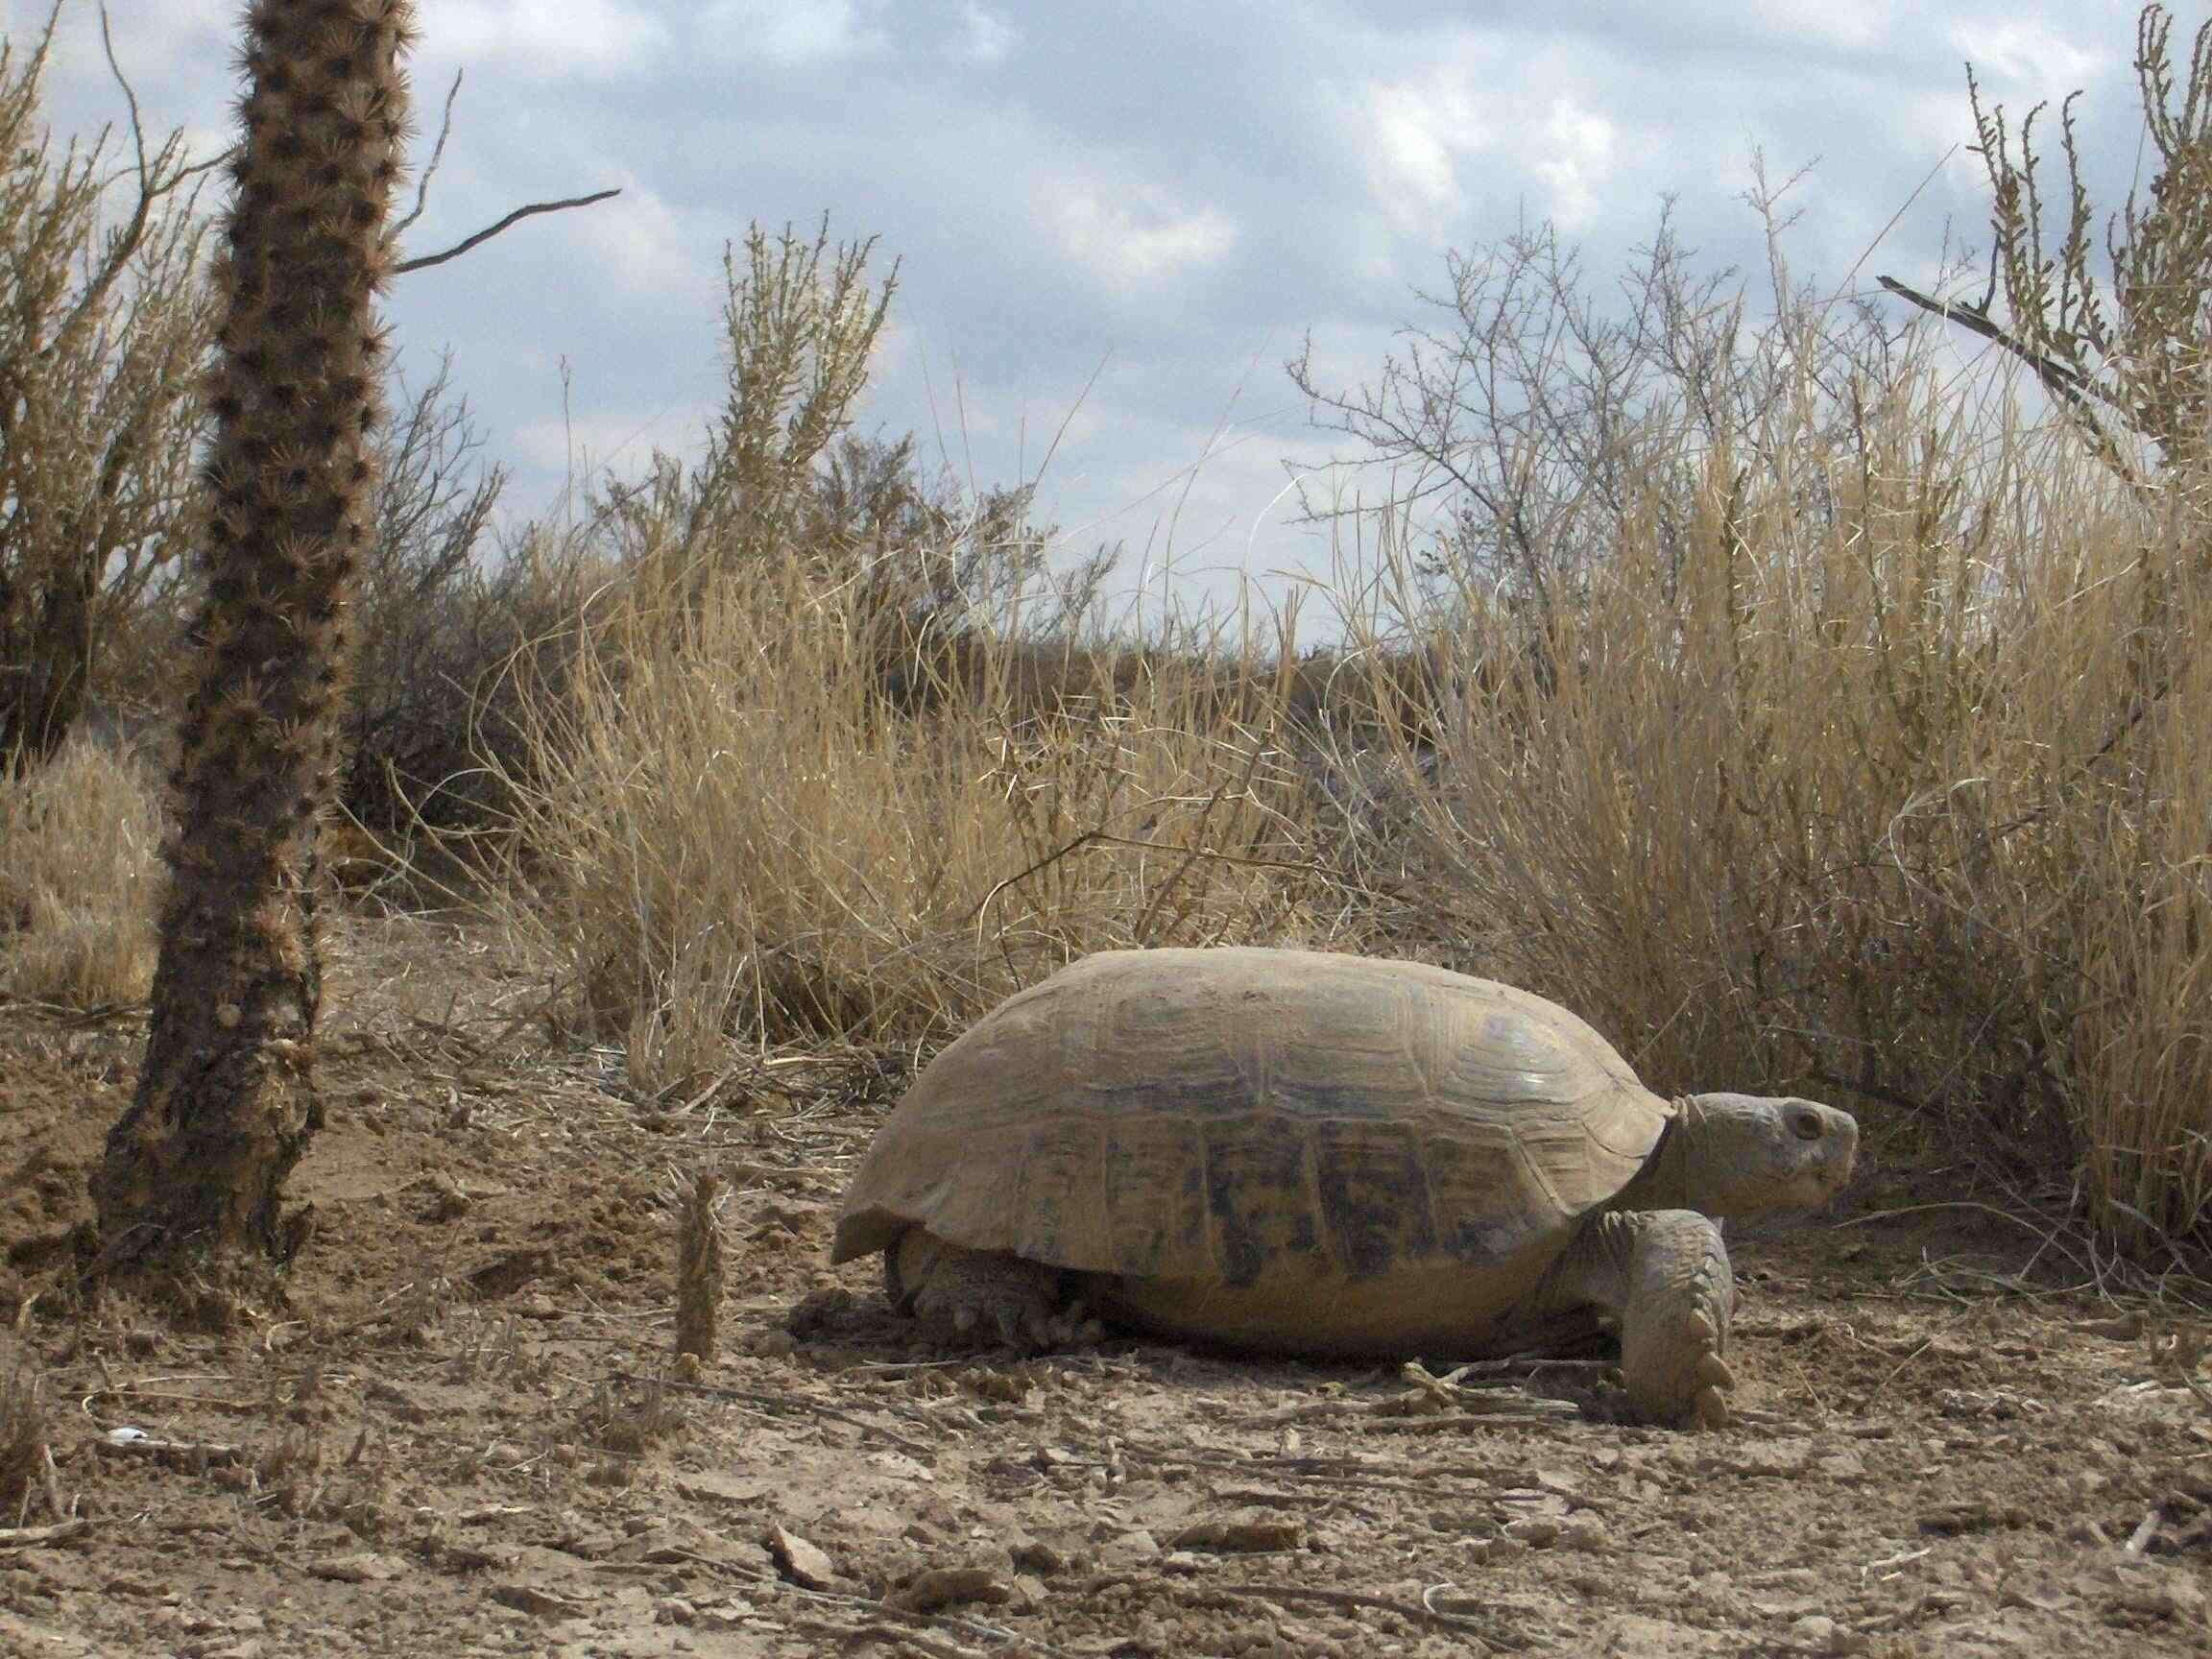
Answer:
[889,1231,1103,1353]
[1622,1306,1735,1430]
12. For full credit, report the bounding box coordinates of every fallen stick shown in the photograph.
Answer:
[0,1518,91,1550]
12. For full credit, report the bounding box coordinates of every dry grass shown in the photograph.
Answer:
[490,548,1358,1089]
[1334,334,2212,1255]
[0,1359,47,1523]
[0,737,161,1007]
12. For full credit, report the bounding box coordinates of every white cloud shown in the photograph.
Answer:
[429,0,671,78]
[565,184,713,301]
[698,0,888,66]
[1747,0,1897,50]
[1532,97,1616,233]
[1344,42,1618,235]
[1948,17,2105,94]
[953,2,1018,64]
[45,1,228,95]
[1354,59,1492,229]
[1035,180,1238,294]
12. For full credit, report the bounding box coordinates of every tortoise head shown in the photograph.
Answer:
[1671,1093,1859,1215]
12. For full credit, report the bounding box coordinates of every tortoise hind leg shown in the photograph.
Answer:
[1555,1210,1735,1429]
[885,1228,1101,1353]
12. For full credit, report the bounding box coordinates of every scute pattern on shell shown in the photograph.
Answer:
[833,949,1673,1308]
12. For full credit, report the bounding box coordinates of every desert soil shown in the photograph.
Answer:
[2,908,2208,1659]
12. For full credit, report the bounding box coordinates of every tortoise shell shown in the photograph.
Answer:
[833,948,1674,1346]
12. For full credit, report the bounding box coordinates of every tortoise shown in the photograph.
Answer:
[832,947,1857,1426]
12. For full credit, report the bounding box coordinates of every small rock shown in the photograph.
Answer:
[889,1566,1013,1612]
[1920,1501,2030,1535]
[655,1599,697,1626]
[308,1552,401,1584]
[490,1583,589,1620]
[1503,1517,1560,1549]
[1009,1537,1067,1575]
[765,1526,837,1591]
[1813,1450,1868,1481]
[1789,1614,1870,1655]
[1560,1515,1607,1552]
[1170,1516,1301,1553]
[1098,1529,1161,1565]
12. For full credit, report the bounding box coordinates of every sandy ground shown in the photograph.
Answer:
[2,910,2208,1658]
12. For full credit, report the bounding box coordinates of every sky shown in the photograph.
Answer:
[25,1,2159,611]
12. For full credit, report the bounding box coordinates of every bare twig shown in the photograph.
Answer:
[395,188,621,275]
[1190,1579,1523,1649]
[49,4,227,352]
[389,66,461,241]
[965,827,1331,933]
[92,1429,243,1466]
[0,1517,89,1550]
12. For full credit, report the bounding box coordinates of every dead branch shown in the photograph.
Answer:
[1873,273,2148,497]
[389,67,461,242]
[395,188,621,275]
[0,1517,89,1550]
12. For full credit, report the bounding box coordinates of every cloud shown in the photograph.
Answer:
[1948,16,2106,94]
[565,184,713,301]
[952,3,1018,64]
[1351,56,1493,230]
[697,0,890,65]
[1745,0,1898,49]
[429,0,671,78]
[1343,41,1619,235]
[1532,97,1616,233]
[1034,180,1238,295]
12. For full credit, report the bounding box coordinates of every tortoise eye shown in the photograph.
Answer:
[1790,1107,1824,1142]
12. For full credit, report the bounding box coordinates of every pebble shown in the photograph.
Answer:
[1560,1514,1607,1552]
[764,1526,837,1591]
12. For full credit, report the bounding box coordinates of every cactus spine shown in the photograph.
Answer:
[93,0,413,1280]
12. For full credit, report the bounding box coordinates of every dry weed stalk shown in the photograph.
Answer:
[674,1167,724,1365]
[0,1362,49,1524]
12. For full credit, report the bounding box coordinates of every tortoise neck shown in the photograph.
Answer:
[1609,1098,1696,1212]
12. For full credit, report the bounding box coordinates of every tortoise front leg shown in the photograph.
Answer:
[885,1228,1101,1352]
[1554,1209,1736,1429]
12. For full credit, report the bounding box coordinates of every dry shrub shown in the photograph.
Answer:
[1351,343,2212,1253]
[493,547,1351,1088]
[0,1361,46,1521]
[0,736,160,1005]
[0,14,213,776]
